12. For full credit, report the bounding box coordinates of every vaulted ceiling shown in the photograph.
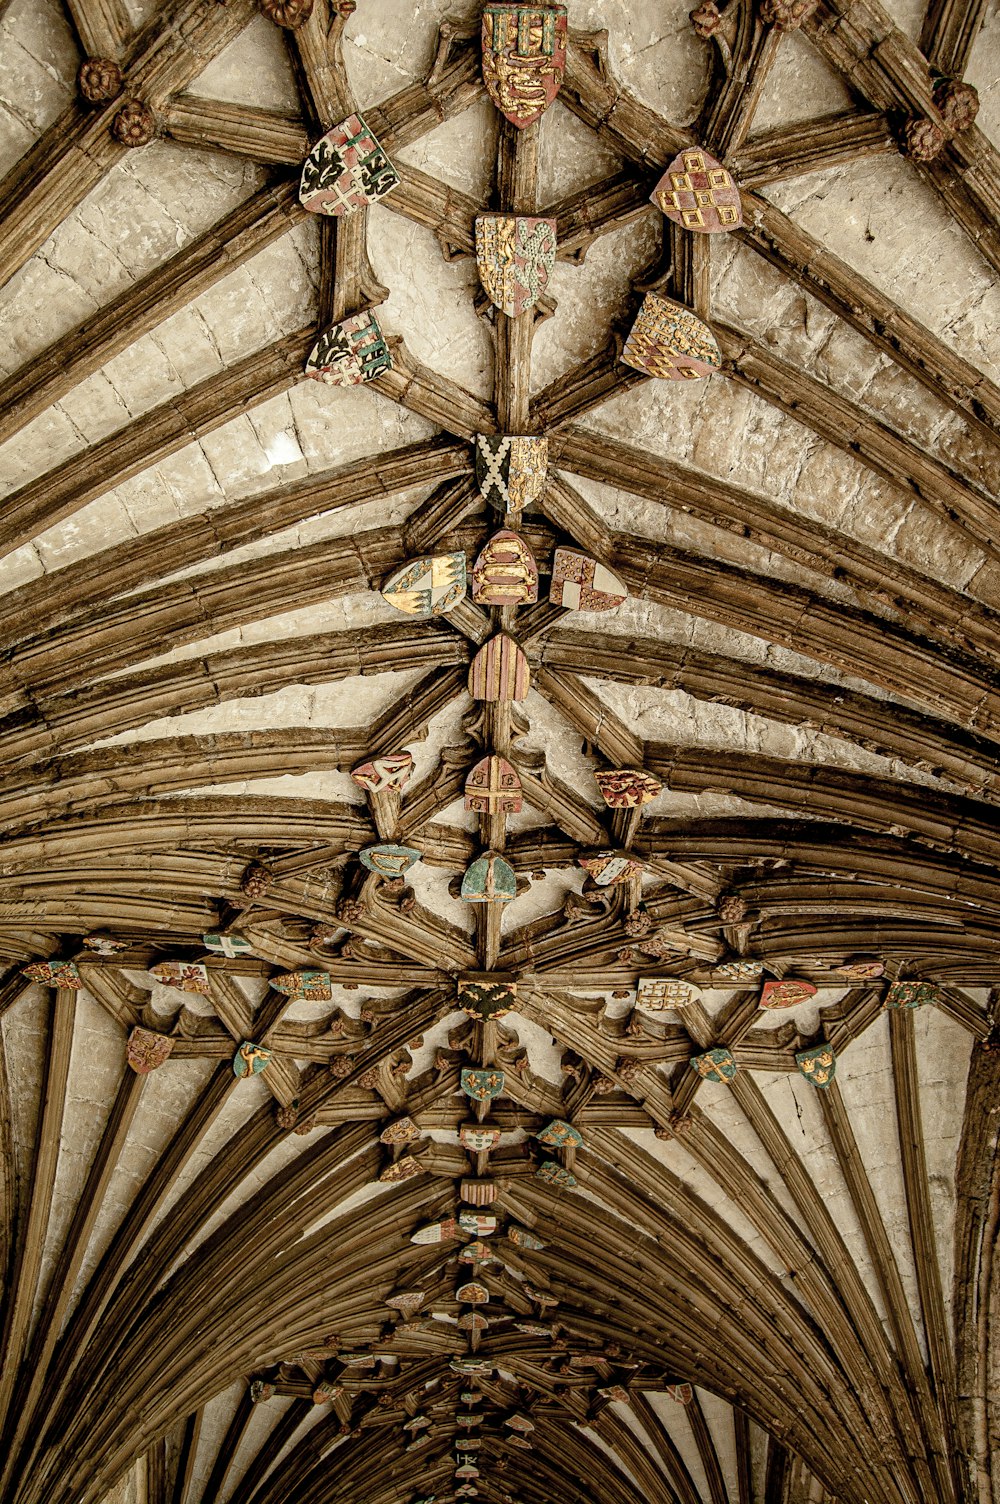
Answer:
[0,3,999,1504]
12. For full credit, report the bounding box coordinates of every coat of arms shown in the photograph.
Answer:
[351,751,414,794]
[507,1224,545,1249]
[475,434,548,512]
[461,1067,506,1101]
[468,634,530,701]
[460,1124,502,1151]
[481,4,567,127]
[148,960,212,995]
[410,1218,458,1244]
[270,970,333,1000]
[714,958,763,980]
[838,956,885,979]
[250,1380,275,1403]
[461,852,517,903]
[460,1238,498,1264]
[536,1119,583,1149]
[577,851,644,887]
[299,114,399,215]
[796,1042,836,1088]
[380,1155,423,1182]
[126,1027,174,1074]
[650,147,743,232]
[549,549,627,611]
[622,293,723,380]
[381,553,466,616]
[471,530,539,606]
[458,1210,498,1235]
[465,756,522,814]
[458,974,518,1018]
[536,1159,577,1187]
[691,1046,738,1082]
[83,931,128,955]
[359,843,421,878]
[457,1281,490,1304]
[598,1385,631,1403]
[666,1383,693,1404]
[505,1412,536,1433]
[760,978,817,1009]
[380,1116,420,1145]
[386,1291,425,1316]
[304,311,392,386]
[476,214,557,316]
[461,1178,497,1205]
[594,768,662,808]
[22,959,83,988]
[636,978,699,1011]
[202,932,253,957]
[233,1040,272,1078]
[885,981,939,1009]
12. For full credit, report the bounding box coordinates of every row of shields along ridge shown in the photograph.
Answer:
[295,5,743,388]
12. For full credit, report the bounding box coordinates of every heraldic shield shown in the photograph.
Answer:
[650,147,743,233]
[126,1027,174,1074]
[233,1040,272,1078]
[23,959,83,988]
[622,293,723,380]
[476,434,548,511]
[796,1042,837,1088]
[359,843,421,878]
[304,311,392,386]
[351,751,414,793]
[760,977,817,1009]
[461,852,517,903]
[465,755,522,815]
[270,970,333,1000]
[299,113,399,216]
[461,1067,506,1102]
[468,634,530,701]
[549,548,627,611]
[476,214,556,317]
[481,4,567,128]
[458,974,517,1019]
[382,553,467,617]
[472,530,539,606]
[594,767,662,808]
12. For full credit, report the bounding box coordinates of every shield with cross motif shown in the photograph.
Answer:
[299,113,399,216]
[549,549,627,611]
[476,214,557,316]
[650,147,743,232]
[464,756,522,815]
[475,434,548,512]
[691,1046,738,1082]
[202,932,253,957]
[481,4,567,127]
[305,311,392,386]
[622,293,723,380]
[636,978,699,1012]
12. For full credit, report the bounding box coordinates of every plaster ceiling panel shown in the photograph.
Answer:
[966,8,1000,141]
[537,99,625,200]
[571,0,709,122]
[185,13,302,111]
[909,1004,975,1313]
[395,96,499,199]
[740,27,855,133]
[0,0,78,164]
[342,0,479,105]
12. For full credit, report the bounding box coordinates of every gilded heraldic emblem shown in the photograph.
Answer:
[351,751,414,793]
[622,293,723,380]
[472,530,539,607]
[460,1239,498,1264]
[508,1224,545,1249]
[461,1067,506,1102]
[459,1210,498,1235]
[359,843,422,878]
[839,956,885,979]
[594,767,662,808]
[382,552,467,616]
[468,635,530,701]
[299,114,399,216]
[461,852,518,904]
[715,958,763,980]
[458,974,518,1019]
[233,1040,272,1078]
[380,1156,422,1182]
[270,970,333,1000]
[23,959,84,989]
[411,1218,458,1244]
[796,1042,836,1088]
[475,434,548,512]
[465,756,522,815]
[578,851,645,887]
[650,147,743,233]
[380,1116,420,1145]
[126,1027,174,1074]
[460,1124,503,1151]
[536,1159,577,1187]
[536,1119,583,1149]
[148,960,212,995]
[202,932,253,957]
[549,549,627,611]
[885,981,939,1009]
[305,311,392,386]
[476,214,557,317]
[636,977,699,1012]
[691,1047,738,1082]
[481,4,567,127]
[83,931,128,955]
[457,1282,490,1304]
[759,977,817,1009]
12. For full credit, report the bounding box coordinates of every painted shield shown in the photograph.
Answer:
[270,970,333,1001]
[351,751,414,794]
[476,434,548,512]
[459,1210,499,1235]
[465,756,522,815]
[380,1155,423,1182]
[537,1118,583,1149]
[760,978,817,1010]
[22,959,83,989]
[387,1291,425,1316]
[126,1027,174,1074]
[454,1459,481,1476]
[300,113,399,215]
[455,1485,479,1496]
[148,960,212,995]
[515,1320,552,1334]
[461,1124,502,1151]
[472,530,539,607]
[457,1281,490,1304]
[691,1046,737,1082]
[461,1067,505,1102]
[594,768,662,808]
[460,1239,499,1264]
[461,852,517,904]
[359,843,422,878]
[650,147,743,233]
[458,975,517,1019]
[452,1358,493,1375]
[481,4,567,127]
[382,552,466,617]
[233,1040,272,1078]
[506,1433,533,1450]
[403,1413,431,1431]
[313,1382,343,1403]
[505,1414,535,1433]
[305,311,392,386]
[622,293,722,380]
[202,932,253,957]
[476,214,556,317]
[380,1115,420,1145]
[469,635,530,701]
[667,1383,693,1404]
[250,1380,275,1403]
[715,958,763,981]
[461,1178,498,1205]
[885,981,939,1009]
[83,931,128,955]
[536,1159,577,1187]
[578,851,645,887]
[839,956,885,980]
[549,549,627,611]
[411,1218,458,1244]
[508,1224,545,1250]
[636,978,699,1012]
[598,1385,631,1403]
[796,1042,837,1088]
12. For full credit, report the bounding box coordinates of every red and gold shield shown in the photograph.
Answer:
[759,978,817,1010]
[650,148,743,233]
[465,756,522,814]
[594,767,662,808]
[472,530,539,606]
[126,1027,174,1074]
[468,635,530,701]
[481,4,567,128]
[549,549,627,611]
[351,751,414,793]
[475,214,556,317]
[622,293,722,380]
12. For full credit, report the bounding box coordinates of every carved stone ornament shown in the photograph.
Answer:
[622,293,723,379]
[23,959,84,989]
[690,1046,738,1082]
[838,956,885,980]
[410,1217,459,1244]
[481,4,567,128]
[351,751,414,793]
[380,1155,423,1182]
[508,1224,545,1249]
[549,549,627,611]
[380,1116,420,1145]
[299,114,399,216]
[536,1118,583,1149]
[148,960,212,995]
[796,1042,836,1088]
[126,1027,174,1074]
[459,1210,499,1235]
[82,931,129,955]
[714,958,763,980]
[460,1124,503,1151]
[78,57,123,102]
[360,843,422,878]
[472,530,539,606]
[667,1382,694,1403]
[901,117,946,162]
[465,756,523,815]
[759,977,817,1009]
[259,0,315,26]
[594,767,662,808]
[111,100,156,147]
[458,974,518,1019]
[758,0,819,28]
[461,1067,506,1102]
[650,147,743,232]
[461,852,518,903]
[234,1040,272,1078]
[933,76,979,132]
[381,552,467,616]
[305,311,392,386]
[469,635,530,701]
[240,861,272,900]
[202,931,253,957]
[636,977,699,1011]
[577,851,645,887]
[475,434,548,512]
[689,0,722,35]
[885,981,939,1009]
[536,1159,577,1187]
[475,214,557,316]
[271,970,334,1000]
